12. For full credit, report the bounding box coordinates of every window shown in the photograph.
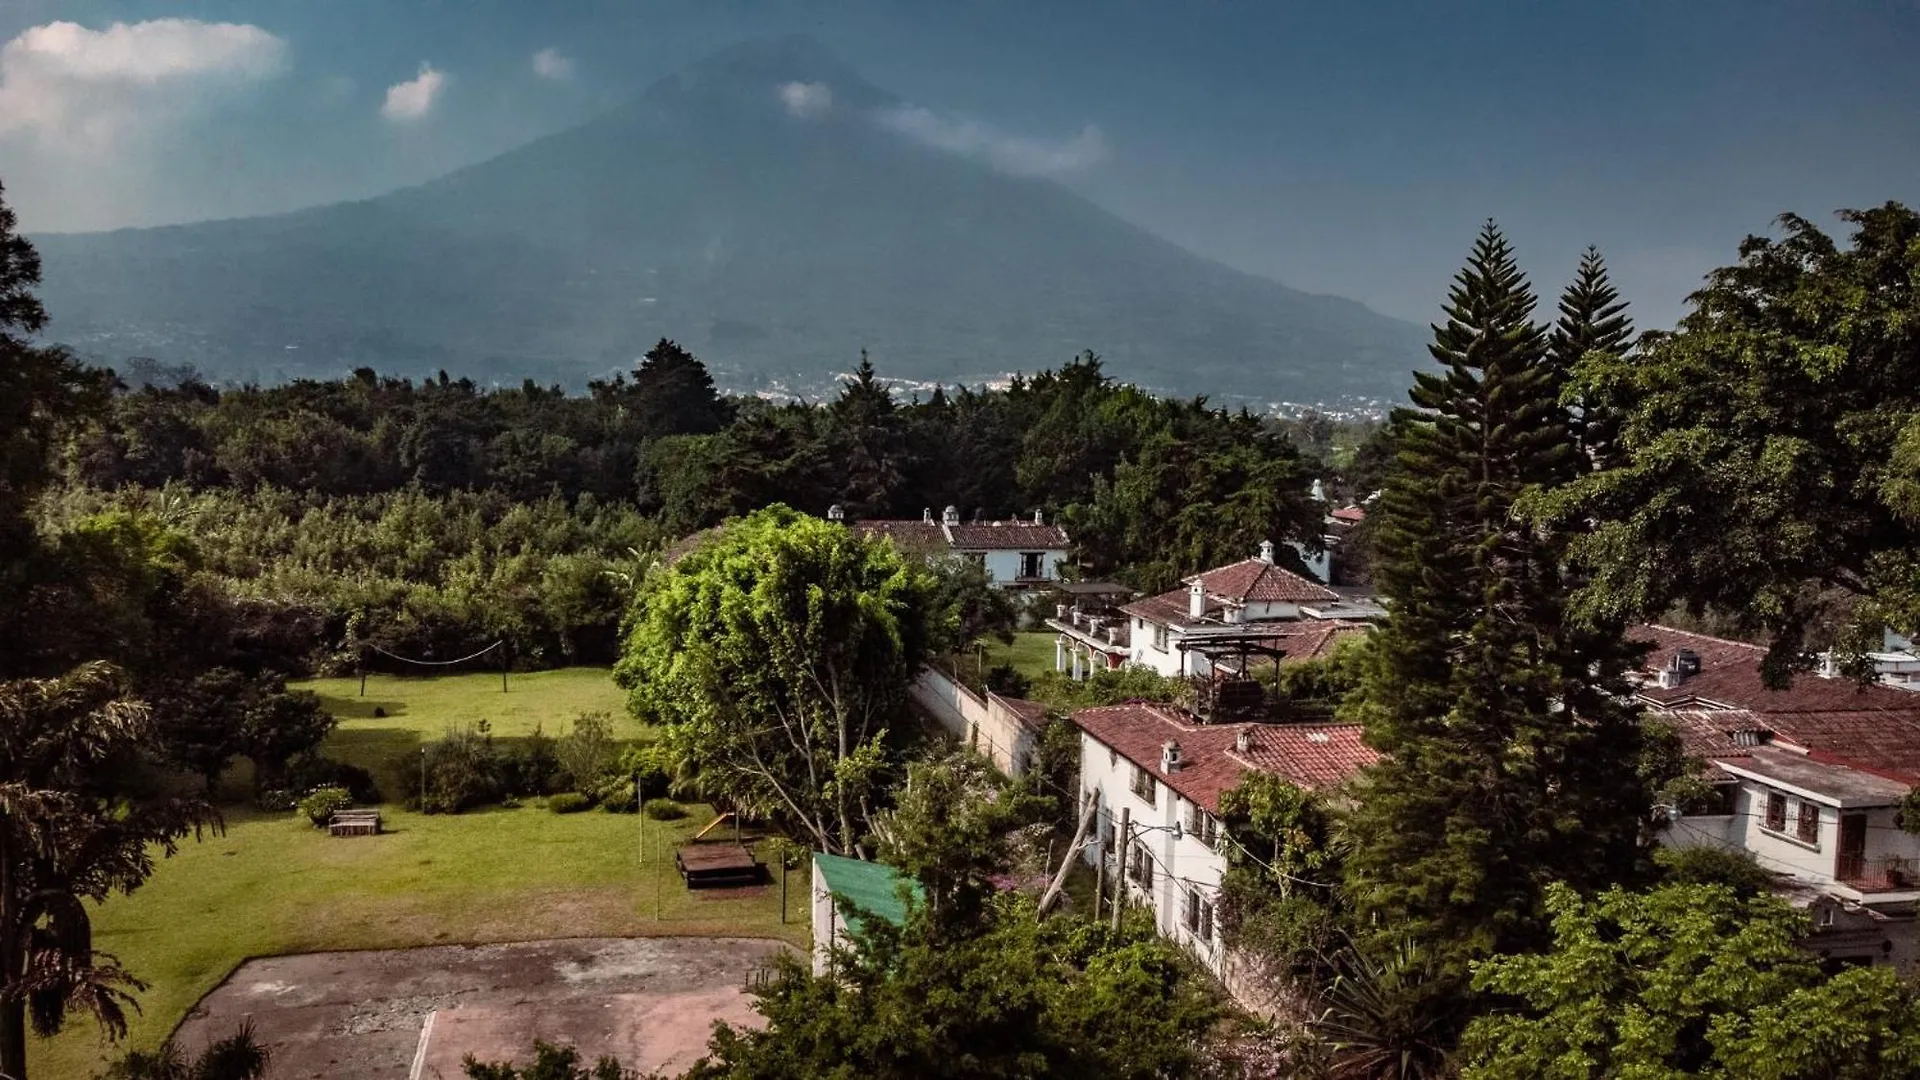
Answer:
[1183,887,1215,942]
[1131,764,1157,806]
[1019,552,1044,579]
[1153,623,1169,650]
[1129,846,1154,889]
[1796,800,1821,844]
[1187,803,1218,849]
[1764,791,1788,832]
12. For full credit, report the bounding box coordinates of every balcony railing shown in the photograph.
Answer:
[1836,854,1918,891]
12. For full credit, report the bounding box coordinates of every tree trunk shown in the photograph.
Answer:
[0,829,23,1080]
[0,996,25,1080]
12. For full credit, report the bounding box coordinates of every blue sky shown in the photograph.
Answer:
[1,0,1915,328]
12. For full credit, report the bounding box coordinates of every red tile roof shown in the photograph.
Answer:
[853,520,947,550]
[1633,626,1920,783]
[943,522,1071,550]
[1329,506,1367,524]
[1071,703,1374,813]
[1120,588,1214,630]
[1235,725,1380,789]
[1632,625,1920,715]
[1190,558,1340,603]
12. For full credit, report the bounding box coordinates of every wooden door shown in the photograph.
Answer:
[1837,813,1868,882]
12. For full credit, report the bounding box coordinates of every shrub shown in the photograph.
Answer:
[548,792,593,814]
[256,788,299,812]
[298,786,354,828]
[642,798,686,821]
[399,724,504,814]
[984,663,1032,699]
[500,724,560,797]
[614,742,675,799]
[597,777,638,812]
[556,711,618,793]
[286,754,381,804]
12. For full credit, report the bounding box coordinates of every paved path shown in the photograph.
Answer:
[172,937,788,1079]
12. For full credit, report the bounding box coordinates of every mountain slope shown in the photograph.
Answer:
[30,36,1425,402]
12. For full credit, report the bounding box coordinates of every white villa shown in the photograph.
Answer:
[1639,625,1920,973]
[1116,542,1381,679]
[841,505,1071,592]
[1071,702,1375,992]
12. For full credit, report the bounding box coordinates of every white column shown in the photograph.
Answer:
[1055,635,1066,673]
[1071,644,1083,681]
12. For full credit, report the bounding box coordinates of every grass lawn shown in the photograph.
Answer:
[31,668,807,1078]
[978,631,1059,686]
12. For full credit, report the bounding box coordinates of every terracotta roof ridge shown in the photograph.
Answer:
[1647,624,1765,652]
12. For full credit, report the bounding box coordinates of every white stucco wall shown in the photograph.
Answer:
[1663,778,1920,894]
[1077,732,1232,976]
[972,548,1068,587]
[909,668,1040,775]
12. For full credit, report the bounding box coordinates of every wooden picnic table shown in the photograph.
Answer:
[675,842,762,888]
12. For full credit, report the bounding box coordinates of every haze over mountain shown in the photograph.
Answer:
[29,36,1426,404]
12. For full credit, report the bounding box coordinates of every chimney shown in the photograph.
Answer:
[923,507,934,524]
[1188,579,1206,620]
[1258,539,1275,564]
[826,504,845,522]
[1033,509,1045,525]
[1310,479,1327,503]
[1234,727,1253,753]
[1161,740,1183,774]
[943,505,960,526]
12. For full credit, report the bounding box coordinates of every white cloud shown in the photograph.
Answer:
[531,47,573,81]
[876,105,1109,177]
[0,18,286,144]
[381,63,444,122]
[779,80,832,119]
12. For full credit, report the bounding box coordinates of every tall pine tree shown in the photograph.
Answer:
[1342,224,1651,983]
[1548,247,1635,469]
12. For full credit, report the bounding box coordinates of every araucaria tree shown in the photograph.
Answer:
[616,505,933,855]
[1341,224,1652,981]
[1547,246,1634,468]
[0,662,219,1079]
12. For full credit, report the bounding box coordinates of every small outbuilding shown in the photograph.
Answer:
[810,853,920,975]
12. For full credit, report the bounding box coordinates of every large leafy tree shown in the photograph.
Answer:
[1536,203,1920,676]
[0,662,219,1080]
[616,505,935,855]
[1463,881,1920,1079]
[1341,224,1652,982]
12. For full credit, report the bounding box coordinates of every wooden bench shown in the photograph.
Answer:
[329,809,383,837]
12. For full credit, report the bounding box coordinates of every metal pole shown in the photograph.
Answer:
[501,642,509,693]
[780,858,788,924]
[654,830,662,921]
[1093,843,1105,920]
[1112,808,1130,932]
[419,747,427,814]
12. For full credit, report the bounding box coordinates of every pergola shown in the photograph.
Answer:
[1177,629,1292,723]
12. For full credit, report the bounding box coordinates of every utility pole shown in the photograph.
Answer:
[635,771,644,866]
[1111,807,1130,932]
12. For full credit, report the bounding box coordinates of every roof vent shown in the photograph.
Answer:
[826,504,845,522]
[1033,509,1045,525]
[1673,649,1701,677]
[923,507,934,524]
[1258,539,1275,564]
[943,505,960,526]
[1161,740,1183,774]
[1234,728,1253,753]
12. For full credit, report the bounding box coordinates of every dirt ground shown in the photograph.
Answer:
[171,937,790,1080]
